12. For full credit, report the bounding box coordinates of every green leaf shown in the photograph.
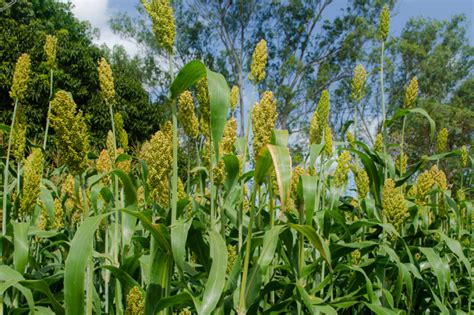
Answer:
[170,60,207,99]
[420,247,450,300]
[171,218,196,275]
[271,130,289,147]
[254,147,273,185]
[309,144,324,168]
[102,265,140,294]
[223,154,240,192]
[155,291,195,313]
[20,280,65,314]
[268,144,292,214]
[111,169,137,209]
[385,108,436,138]
[438,232,471,278]
[289,224,331,268]
[301,175,318,225]
[207,68,230,158]
[13,221,29,274]
[198,231,227,315]
[64,214,109,315]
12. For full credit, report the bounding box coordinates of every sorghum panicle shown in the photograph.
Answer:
[141,0,176,53]
[374,133,383,152]
[252,91,278,158]
[436,128,448,153]
[429,165,447,191]
[310,90,330,145]
[226,244,237,273]
[10,53,31,101]
[323,127,333,157]
[140,122,173,206]
[98,57,115,103]
[404,76,418,108]
[19,148,43,220]
[460,145,468,167]
[396,153,408,174]
[50,91,90,174]
[249,39,268,84]
[178,90,199,139]
[44,35,58,69]
[230,85,239,112]
[197,78,210,137]
[114,112,129,151]
[125,286,145,315]
[351,64,367,101]
[334,151,351,187]
[379,4,390,41]
[353,164,370,199]
[382,178,408,232]
[347,131,355,145]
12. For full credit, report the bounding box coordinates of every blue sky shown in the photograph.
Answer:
[68,0,473,54]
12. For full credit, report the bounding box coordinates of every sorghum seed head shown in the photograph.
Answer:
[230,85,239,112]
[98,57,115,103]
[460,145,468,167]
[10,53,31,101]
[333,151,351,187]
[404,76,418,109]
[250,39,268,84]
[382,178,408,231]
[323,126,333,157]
[19,148,43,220]
[374,133,383,152]
[125,286,145,315]
[353,164,370,199]
[226,244,237,274]
[436,128,448,153]
[351,64,367,102]
[429,165,447,191]
[220,117,237,155]
[50,91,90,174]
[197,78,210,137]
[44,35,58,69]
[413,170,434,204]
[396,153,408,174]
[178,90,199,139]
[140,122,173,206]
[141,0,176,53]
[114,112,129,151]
[347,131,355,145]
[379,5,390,41]
[252,91,278,158]
[310,90,330,145]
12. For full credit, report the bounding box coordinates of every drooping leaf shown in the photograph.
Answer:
[268,144,292,214]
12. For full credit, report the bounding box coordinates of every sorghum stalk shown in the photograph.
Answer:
[168,52,178,225]
[43,69,54,150]
[2,98,19,236]
[238,185,258,314]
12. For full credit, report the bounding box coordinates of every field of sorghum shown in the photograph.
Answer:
[0,2,472,314]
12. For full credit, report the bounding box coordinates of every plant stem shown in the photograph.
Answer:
[168,53,178,226]
[400,116,407,177]
[43,69,54,151]
[238,185,257,314]
[2,98,19,237]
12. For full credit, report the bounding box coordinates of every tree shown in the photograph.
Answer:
[0,0,155,147]
[383,16,473,162]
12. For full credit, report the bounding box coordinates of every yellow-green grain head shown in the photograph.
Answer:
[125,286,145,315]
[230,85,239,112]
[323,126,333,157]
[379,4,390,42]
[49,91,90,174]
[404,76,418,109]
[333,151,351,187]
[10,53,31,101]
[98,57,115,104]
[436,128,448,154]
[351,64,367,102]
[382,178,408,232]
[249,39,268,84]
[19,148,43,220]
[141,0,176,53]
[310,90,330,145]
[44,35,58,69]
[178,90,199,139]
[252,91,278,158]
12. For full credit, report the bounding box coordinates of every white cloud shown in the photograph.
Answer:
[61,0,139,56]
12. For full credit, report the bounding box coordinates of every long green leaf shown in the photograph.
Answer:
[170,60,207,99]
[268,144,292,214]
[198,231,227,315]
[289,224,331,268]
[64,214,108,315]
[13,221,29,274]
[420,247,450,300]
[385,107,436,138]
[301,175,318,225]
[207,68,230,157]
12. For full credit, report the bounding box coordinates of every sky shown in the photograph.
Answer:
[65,0,474,56]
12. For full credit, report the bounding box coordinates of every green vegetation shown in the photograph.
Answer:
[0,0,472,314]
